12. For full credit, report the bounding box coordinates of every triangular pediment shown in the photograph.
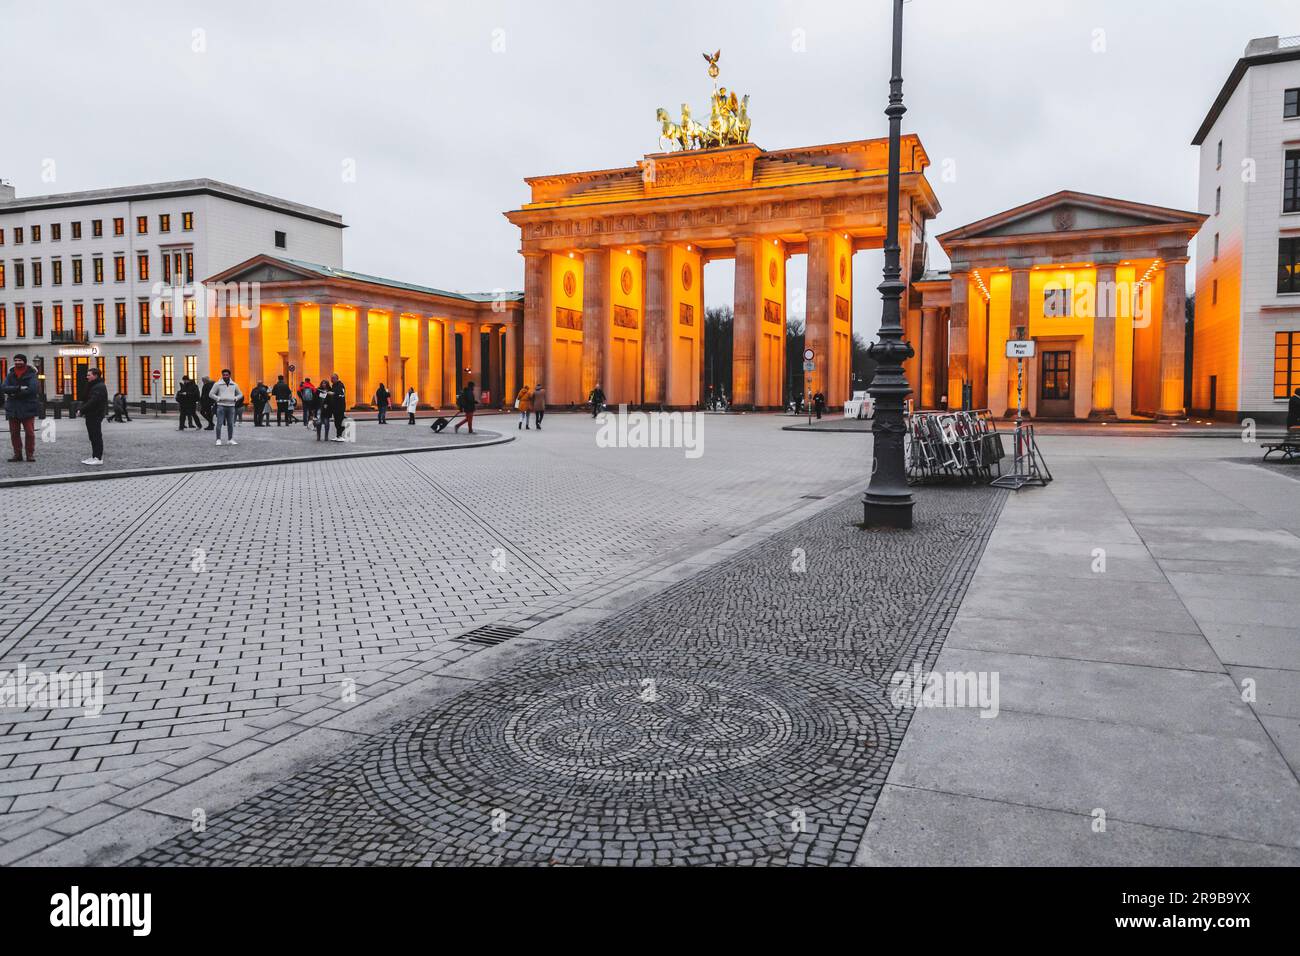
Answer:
[205,255,328,285]
[939,191,1205,244]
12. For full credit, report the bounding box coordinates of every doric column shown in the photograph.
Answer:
[920,306,939,408]
[418,316,431,406]
[732,237,758,407]
[465,321,480,391]
[1009,268,1031,337]
[218,310,234,375]
[947,271,969,410]
[1089,263,1118,419]
[355,306,370,404]
[643,244,670,406]
[318,304,334,377]
[523,252,549,389]
[1157,256,1189,419]
[287,303,303,387]
[503,320,518,404]
[442,319,456,406]
[581,249,608,400]
[804,231,832,402]
[387,309,403,394]
[247,305,263,386]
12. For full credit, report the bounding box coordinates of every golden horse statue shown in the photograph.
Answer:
[655,50,751,151]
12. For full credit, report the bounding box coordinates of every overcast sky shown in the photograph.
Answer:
[2,0,1293,338]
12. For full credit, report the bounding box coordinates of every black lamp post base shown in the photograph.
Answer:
[863,493,914,529]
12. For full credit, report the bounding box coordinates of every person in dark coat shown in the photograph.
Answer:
[199,376,215,430]
[329,374,347,439]
[110,390,131,423]
[176,376,200,430]
[813,391,826,420]
[298,377,317,428]
[375,383,390,424]
[272,375,293,425]
[314,376,334,441]
[80,366,108,466]
[2,353,41,462]
[589,382,606,418]
[454,381,477,434]
[250,381,271,427]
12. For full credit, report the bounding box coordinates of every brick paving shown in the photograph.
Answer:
[130,482,1004,866]
[0,414,873,859]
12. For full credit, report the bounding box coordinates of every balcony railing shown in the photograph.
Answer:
[50,330,90,345]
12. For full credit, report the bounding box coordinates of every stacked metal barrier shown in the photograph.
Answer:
[905,409,1006,484]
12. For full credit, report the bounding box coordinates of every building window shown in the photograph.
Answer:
[1286,150,1300,213]
[1275,332,1300,398]
[51,223,61,241]
[54,357,64,395]
[162,253,171,283]
[31,261,42,286]
[93,256,104,283]
[72,258,82,284]
[137,253,149,282]
[0,262,4,289]
[71,221,81,240]
[96,356,105,381]
[182,211,194,231]
[30,225,40,243]
[1213,233,1219,261]
[115,301,127,335]
[1041,350,1072,401]
[1215,186,1221,215]
[1216,139,1223,168]
[138,299,151,334]
[52,259,62,285]
[159,214,170,233]
[136,216,148,235]
[275,230,287,249]
[52,304,63,333]
[0,305,5,338]
[14,262,24,288]
[73,303,84,338]
[33,305,43,337]
[140,356,152,396]
[161,298,173,335]
[114,255,125,282]
[162,355,175,395]
[13,226,22,245]
[1287,88,1300,119]
[94,302,105,336]
[92,219,103,238]
[113,217,124,237]
[1211,278,1218,305]
[15,305,25,338]
[117,355,128,395]
[184,297,196,335]
[1279,237,1300,294]
[185,251,193,282]
[184,354,197,382]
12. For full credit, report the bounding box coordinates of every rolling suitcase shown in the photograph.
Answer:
[431,412,461,433]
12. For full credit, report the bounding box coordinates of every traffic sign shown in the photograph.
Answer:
[802,360,815,372]
[803,348,815,361]
[1006,340,1036,359]
[151,370,162,379]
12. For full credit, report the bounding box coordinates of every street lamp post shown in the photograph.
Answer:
[864,0,915,530]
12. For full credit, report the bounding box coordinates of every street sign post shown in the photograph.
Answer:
[152,369,162,417]
[803,349,815,425]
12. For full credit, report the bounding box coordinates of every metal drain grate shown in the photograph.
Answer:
[457,623,526,647]
[800,494,825,500]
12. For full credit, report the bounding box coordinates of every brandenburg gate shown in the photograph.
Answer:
[505,57,940,409]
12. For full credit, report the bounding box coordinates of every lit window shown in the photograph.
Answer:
[184,354,197,381]
[117,355,128,395]
[51,223,61,241]
[161,298,173,335]
[92,219,103,238]
[33,305,43,336]
[13,226,23,244]
[54,356,64,395]
[162,355,175,395]
[1278,237,1300,294]
[182,211,194,231]
[93,256,104,283]
[115,301,127,335]
[137,252,149,281]
[52,304,64,333]
[113,217,124,237]
[0,305,6,337]
[52,259,62,285]
[31,261,42,286]
[159,213,170,233]
[1275,331,1300,398]
[94,302,105,336]
[30,225,40,242]
[16,305,25,337]
[136,216,148,235]
[73,303,84,338]
[15,262,24,287]
[138,299,151,334]
[184,298,196,334]
[140,356,152,395]
[72,258,82,284]
[114,255,125,282]
[0,262,4,289]
[71,221,82,239]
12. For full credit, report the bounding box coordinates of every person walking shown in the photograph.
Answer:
[80,366,108,466]
[272,375,293,426]
[298,377,317,428]
[1289,386,1300,433]
[589,382,606,418]
[514,383,533,430]
[403,387,418,424]
[329,374,347,440]
[532,383,546,430]
[2,353,41,463]
[110,389,131,423]
[180,376,202,429]
[453,381,477,434]
[813,391,826,420]
[199,376,215,430]
[175,377,191,430]
[314,376,334,441]
[375,383,390,424]
[210,369,243,446]
[250,381,270,427]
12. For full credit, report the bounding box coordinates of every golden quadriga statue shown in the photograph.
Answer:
[656,50,751,152]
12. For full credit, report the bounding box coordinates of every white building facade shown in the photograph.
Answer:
[1192,35,1300,423]
[0,179,343,404]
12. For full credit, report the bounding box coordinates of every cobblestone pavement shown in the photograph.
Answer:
[0,414,873,862]
[131,483,1004,866]
[0,413,497,483]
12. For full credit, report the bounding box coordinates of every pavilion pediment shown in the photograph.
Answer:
[939,191,1206,246]
[980,203,1162,236]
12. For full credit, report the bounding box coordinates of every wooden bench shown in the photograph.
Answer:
[1262,439,1300,461]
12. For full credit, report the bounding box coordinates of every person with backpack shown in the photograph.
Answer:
[272,375,293,425]
[589,382,606,418]
[514,383,533,430]
[298,377,317,428]
[453,381,477,434]
[375,383,390,424]
[403,387,418,424]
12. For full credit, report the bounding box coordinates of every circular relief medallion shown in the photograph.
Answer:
[1052,208,1076,231]
[768,259,778,287]
[839,254,847,283]
[562,270,576,298]
[620,267,634,295]
[681,262,693,291]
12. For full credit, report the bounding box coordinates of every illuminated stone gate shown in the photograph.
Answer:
[505,138,939,409]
